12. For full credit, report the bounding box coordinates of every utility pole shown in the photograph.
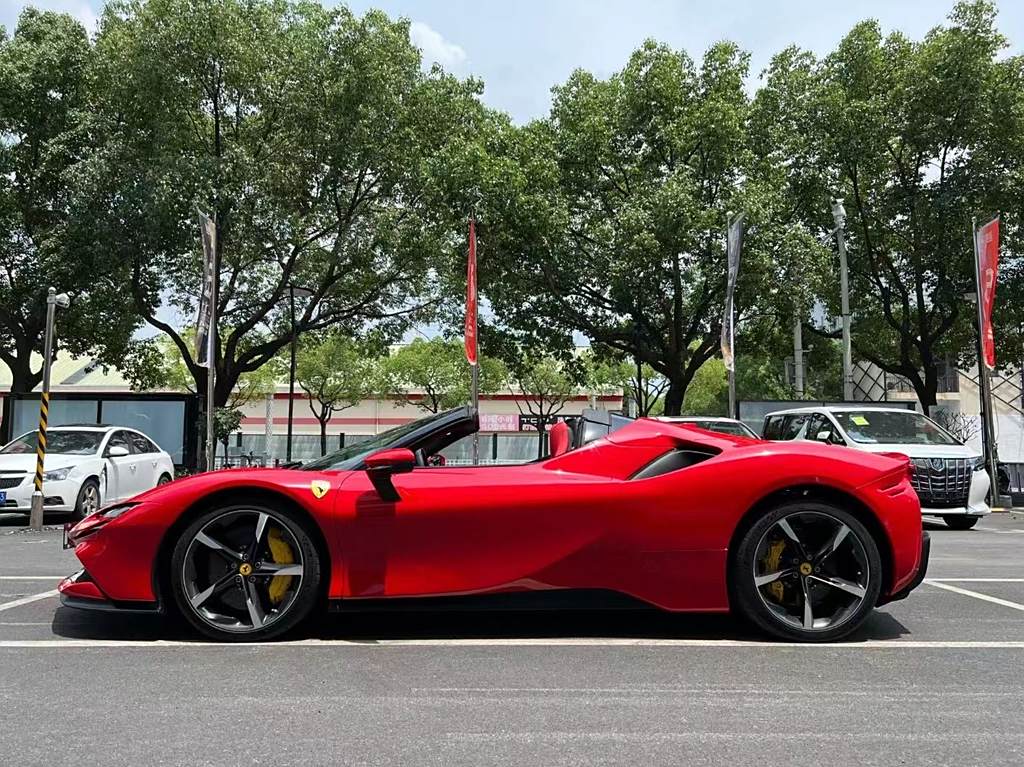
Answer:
[29,288,70,530]
[832,199,854,401]
[793,315,804,398]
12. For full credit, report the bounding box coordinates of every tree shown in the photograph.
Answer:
[75,0,485,407]
[295,332,382,455]
[0,9,140,393]
[585,349,667,416]
[506,354,579,459]
[384,337,506,414]
[467,40,826,415]
[759,1,1023,410]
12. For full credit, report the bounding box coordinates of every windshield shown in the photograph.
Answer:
[692,420,757,438]
[302,410,457,471]
[1,430,105,456]
[833,411,960,446]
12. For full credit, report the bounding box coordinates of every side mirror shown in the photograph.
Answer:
[365,448,415,501]
[815,430,833,443]
[107,445,130,457]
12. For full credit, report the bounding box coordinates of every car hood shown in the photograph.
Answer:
[850,442,977,459]
[0,453,90,473]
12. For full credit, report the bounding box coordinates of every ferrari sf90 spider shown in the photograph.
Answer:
[61,407,929,642]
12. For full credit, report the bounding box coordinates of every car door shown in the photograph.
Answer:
[102,430,135,502]
[127,431,161,493]
[336,462,615,599]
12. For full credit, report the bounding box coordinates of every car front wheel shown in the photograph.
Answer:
[170,504,321,641]
[73,479,101,520]
[732,502,883,642]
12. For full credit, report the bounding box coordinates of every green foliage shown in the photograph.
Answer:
[71,0,486,406]
[0,9,141,392]
[384,337,506,413]
[466,39,831,414]
[758,0,1024,407]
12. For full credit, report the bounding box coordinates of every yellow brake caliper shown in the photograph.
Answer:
[267,527,295,606]
[762,539,787,603]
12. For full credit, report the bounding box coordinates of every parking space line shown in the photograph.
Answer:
[926,581,1024,613]
[1,638,1024,649]
[0,590,59,613]
[0,576,65,581]
[926,578,1024,583]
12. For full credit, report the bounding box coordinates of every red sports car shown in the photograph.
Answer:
[60,407,929,642]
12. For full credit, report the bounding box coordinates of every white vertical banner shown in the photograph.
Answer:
[195,209,217,367]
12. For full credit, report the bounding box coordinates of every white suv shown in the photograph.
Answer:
[762,406,990,530]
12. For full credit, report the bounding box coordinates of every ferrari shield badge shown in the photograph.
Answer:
[310,480,330,499]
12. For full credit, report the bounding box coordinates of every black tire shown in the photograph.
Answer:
[157,473,173,486]
[731,501,883,642]
[169,503,321,642]
[73,478,102,520]
[943,515,979,531]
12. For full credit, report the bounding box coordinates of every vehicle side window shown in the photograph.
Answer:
[104,431,131,457]
[763,416,783,440]
[780,415,808,441]
[129,432,156,454]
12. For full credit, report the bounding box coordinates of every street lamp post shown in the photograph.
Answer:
[832,199,854,401]
[29,288,70,531]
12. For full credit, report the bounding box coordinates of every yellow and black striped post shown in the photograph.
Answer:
[28,288,65,530]
[33,390,50,493]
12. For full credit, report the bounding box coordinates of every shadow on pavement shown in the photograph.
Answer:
[51,603,911,644]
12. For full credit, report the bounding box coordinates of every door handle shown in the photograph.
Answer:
[130,465,137,473]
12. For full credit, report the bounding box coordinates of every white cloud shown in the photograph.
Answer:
[3,1,100,35]
[409,20,467,72]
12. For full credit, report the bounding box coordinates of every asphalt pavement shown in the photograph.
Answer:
[1,512,1023,766]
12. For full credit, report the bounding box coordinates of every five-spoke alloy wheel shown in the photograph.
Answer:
[170,504,321,641]
[732,502,882,642]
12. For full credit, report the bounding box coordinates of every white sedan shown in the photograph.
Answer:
[0,426,175,519]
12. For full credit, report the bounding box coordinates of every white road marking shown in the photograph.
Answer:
[0,590,58,613]
[0,576,65,581]
[926,578,1024,583]
[0,638,1024,649]
[926,581,1024,612]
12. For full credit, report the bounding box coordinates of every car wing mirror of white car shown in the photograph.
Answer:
[816,431,833,443]
[107,445,130,457]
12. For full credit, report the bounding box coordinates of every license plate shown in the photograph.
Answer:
[0,491,6,504]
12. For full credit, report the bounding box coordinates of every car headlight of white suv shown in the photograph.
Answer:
[42,467,73,482]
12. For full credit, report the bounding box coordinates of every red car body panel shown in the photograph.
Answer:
[61,418,924,614]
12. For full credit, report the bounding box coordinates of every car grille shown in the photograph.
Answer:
[910,457,972,508]
[0,476,26,490]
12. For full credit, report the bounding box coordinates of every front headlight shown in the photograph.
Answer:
[42,467,72,482]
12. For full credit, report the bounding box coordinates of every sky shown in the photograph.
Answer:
[2,0,1021,124]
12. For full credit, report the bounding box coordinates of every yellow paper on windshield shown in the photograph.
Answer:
[851,415,869,426]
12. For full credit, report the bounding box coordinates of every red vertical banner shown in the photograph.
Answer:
[976,216,999,370]
[465,217,478,366]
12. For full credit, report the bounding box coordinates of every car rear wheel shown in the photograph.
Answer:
[170,504,321,641]
[73,479,101,520]
[943,515,979,530]
[732,502,882,642]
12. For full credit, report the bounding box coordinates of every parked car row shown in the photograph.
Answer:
[0,425,175,519]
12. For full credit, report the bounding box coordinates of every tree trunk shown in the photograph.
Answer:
[536,425,546,459]
[911,365,939,415]
[320,419,328,457]
[662,377,686,416]
[6,360,43,395]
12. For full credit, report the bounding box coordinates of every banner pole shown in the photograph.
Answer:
[972,217,999,502]
[205,214,218,472]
